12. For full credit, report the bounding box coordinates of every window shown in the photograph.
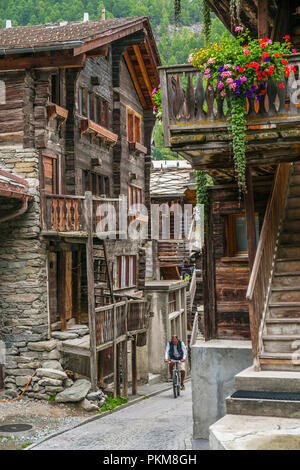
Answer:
[51,74,60,105]
[228,213,260,257]
[128,185,143,222]
[127,107,142,144]
[42,153,58,194]
[168,291,177,314]
[117,255,137,288]
[82,170,111,197]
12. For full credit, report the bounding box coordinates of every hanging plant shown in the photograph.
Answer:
[230,0,241,29]
[190,28,297,195]
[151,85,162,121]
[202,0,212,45]
[195,170,210,207]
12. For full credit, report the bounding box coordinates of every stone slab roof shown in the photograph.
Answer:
[150,160,193,197]
[0,17,146,51]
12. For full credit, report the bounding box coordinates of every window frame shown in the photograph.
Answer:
[126,107,142,144]
[117,255,137,289]
[227,212,260,257]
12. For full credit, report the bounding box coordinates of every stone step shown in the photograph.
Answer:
[235,366,300,392]
[272,272,300,287]
[275,259,300,273]
[270,288,300,303]
[263,335,300,354]
[226,394,300,419]
[265,318,300,336]
[278,245,300,259]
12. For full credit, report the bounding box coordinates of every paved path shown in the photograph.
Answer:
[32,381,202,451]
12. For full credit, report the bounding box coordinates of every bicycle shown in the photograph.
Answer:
[169,360,181,398]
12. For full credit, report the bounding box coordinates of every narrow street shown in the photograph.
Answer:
[31,381,204,451]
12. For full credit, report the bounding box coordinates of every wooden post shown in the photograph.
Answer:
[84,191,98,392]
[203,195,216,339]
[122,340,128,398]
[258,0,269,38]
[113,303,117,398]
[131,335,137,396]
[245,166,257,273]
[57,250,67,331]
[122,299,128,398]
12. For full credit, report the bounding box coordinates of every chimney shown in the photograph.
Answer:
[101,8,106,20]
[6,20,12,28]
[83,12,89,22]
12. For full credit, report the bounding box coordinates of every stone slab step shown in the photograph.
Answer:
[235,366,300,393]
[265,318,300,335]
[263,335,300,353]
[226,394,300,419]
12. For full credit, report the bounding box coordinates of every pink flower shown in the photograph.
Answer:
[240,76,247,82]
[158,84,161,89]
[152,88,157,95]
[229,83,237,89]
[207,58,215,64]
[208,85,213,91]
[226,78,234,83]
[217,82,224,89]
[292,49,297,54]
[235,26,243,32]
[204,68,210,74]
[188,53,194,63]
[220,90,226,97]
[213,108,217,114]
[205,74,211,79]
[221,71,232,77]
[224,64,232,68]
[244,49,250,56]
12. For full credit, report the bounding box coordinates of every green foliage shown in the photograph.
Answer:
[97,395,128,413]
[194,170,211,207]
[17,442,33,450]
[201,0,211,45]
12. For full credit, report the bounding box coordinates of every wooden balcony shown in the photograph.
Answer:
[80,119,118,147]
[159,54,300,176]
[41,191,121,237]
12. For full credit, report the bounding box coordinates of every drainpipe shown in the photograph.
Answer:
[0,195,29,223]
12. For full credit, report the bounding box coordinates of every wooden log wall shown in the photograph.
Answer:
[209,178,273,340]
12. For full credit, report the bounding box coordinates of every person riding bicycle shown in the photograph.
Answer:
[164,335,187,390]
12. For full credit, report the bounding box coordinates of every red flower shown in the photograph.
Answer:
[274,53,281,58]
[284,35,291,40]
[282,59,288,65]
[261,90,267,95]
[291,66,297,72]
[292,49,297,54]
[238,67,245,73]
[279,83,285,89]
[262,52,270,59]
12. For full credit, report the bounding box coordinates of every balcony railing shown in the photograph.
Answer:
[41,190,121,235]
[159,54,300,149]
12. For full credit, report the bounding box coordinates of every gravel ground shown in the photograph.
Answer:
[0,398,95,450]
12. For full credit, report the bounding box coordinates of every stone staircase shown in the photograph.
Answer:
[260,164,300,371]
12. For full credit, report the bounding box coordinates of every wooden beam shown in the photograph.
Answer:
[86,45,108,58]
[258,0,269,38]
[0,53,86,72]
[245,166,257,272]
[113,303,117,398]
[123,50,147,109]
[131,336,138,396]
[122,340,128,398]
[73,22,144,56]
[84,191,98,392]
[133,45,154,99]
[144,37,159,84]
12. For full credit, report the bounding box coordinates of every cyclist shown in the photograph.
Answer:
[164,335,187,390]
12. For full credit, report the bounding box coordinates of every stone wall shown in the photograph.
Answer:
[0,148,50,398]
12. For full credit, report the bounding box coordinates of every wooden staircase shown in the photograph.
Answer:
[258,164,300,371]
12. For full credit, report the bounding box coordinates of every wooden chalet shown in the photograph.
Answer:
[0,16,160,398]
[159,0,300,372]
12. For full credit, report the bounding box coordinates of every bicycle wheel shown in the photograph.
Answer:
[176,371,181,397]
[173,370,178,398]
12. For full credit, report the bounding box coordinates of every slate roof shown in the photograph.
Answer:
[0,168,29,198]
[0,17,147,51]
[150,160,193,197]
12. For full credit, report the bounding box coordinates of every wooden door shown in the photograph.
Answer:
[42,154,58,194]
